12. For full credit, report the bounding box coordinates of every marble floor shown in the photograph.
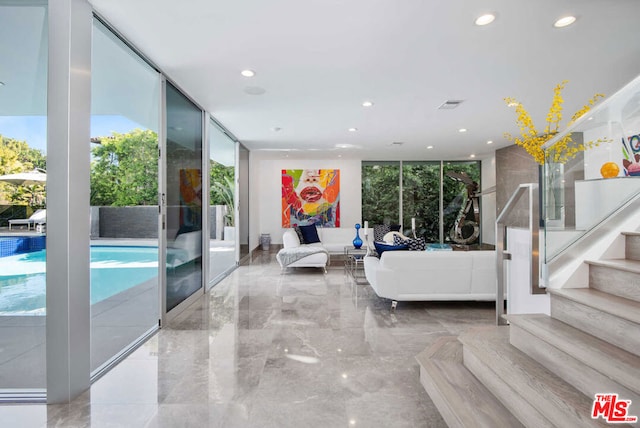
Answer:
[0,251,496,427]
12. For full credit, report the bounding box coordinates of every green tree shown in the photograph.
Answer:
[90,129,158,206]
[0,135,47,206]
[210,160,235,226]
[361,162,401,225]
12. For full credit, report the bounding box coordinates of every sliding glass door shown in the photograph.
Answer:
[208,122,236,284]
[90,19,161,375]
[164,82,203,313]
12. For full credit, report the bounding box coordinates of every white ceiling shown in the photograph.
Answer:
[61,1,640,159]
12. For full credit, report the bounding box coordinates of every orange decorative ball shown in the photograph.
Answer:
[600,162,620,178]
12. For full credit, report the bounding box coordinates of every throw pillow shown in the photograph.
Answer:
[389,224,402,232]
[393,235,427,251]
[373,241,409,256]
[293,226,305,244]
[373,224,390,242]
[298,224,321,244]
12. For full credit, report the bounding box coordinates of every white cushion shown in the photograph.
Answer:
[282,229,301,248]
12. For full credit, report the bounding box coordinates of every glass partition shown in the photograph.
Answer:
[165,82,203,312]
[543,73,640,261]
[208,122,236,284]
[90,19,160,375]
[0,1,48,394]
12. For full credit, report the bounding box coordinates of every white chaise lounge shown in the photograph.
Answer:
[8,209,46,231]
[276,229,329,271]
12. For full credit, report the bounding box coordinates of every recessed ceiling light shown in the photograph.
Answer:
[0,81,5,86]
[554,16,576,28]
[427,145,434,149]
[348,127,358,132]
[587,117,594,121]
[507,102,519,107]
[458,128,467,133]
[475,14,496,26]
[362,101,374,107]
[487,140,493,144]
[240,69,255,77]
[271,127,282,132]
[470,154,476,158]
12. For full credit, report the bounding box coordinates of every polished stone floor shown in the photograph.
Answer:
[0,251,495,427]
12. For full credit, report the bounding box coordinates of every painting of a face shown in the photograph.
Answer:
[282,169,340,227]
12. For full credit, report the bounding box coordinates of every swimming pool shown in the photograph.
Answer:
[0,246,158,315]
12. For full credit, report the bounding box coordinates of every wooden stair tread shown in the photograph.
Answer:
[549,288,640,324]
[459,326,610,428]
[507,314,640,395]
[416,337,524,428]
[586,258,640,274]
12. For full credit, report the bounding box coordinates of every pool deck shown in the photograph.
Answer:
[0,236,236,389]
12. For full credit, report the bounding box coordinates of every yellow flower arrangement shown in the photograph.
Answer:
[504,80,607,165]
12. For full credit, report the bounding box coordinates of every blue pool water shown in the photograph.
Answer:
[0,246,158,315]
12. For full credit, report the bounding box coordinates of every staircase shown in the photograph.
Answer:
[417,231,640,427]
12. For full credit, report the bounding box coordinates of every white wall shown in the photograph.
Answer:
[249,152,362,249]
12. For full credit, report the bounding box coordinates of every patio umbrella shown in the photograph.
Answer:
[0,168,47,186]
[0,168,47,206]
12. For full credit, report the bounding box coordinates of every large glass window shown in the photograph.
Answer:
[0,2,48,394]
[165,82,203,312]
[208,122,236,284]
[362,160,481,244]
[90,19,160,375]
[402,162,440,241]
[361,162,400,225]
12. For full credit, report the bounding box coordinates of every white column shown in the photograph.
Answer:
[46,0,92,403]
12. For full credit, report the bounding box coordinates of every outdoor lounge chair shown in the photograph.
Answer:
[8,209,46,231]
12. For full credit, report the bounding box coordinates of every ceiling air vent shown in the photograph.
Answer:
[438,100,464,110]
[391,142,404,146]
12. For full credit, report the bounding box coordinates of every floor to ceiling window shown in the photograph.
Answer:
[208,121,236,284]
[89,18,161,375]
[0,1,48,395]
[361,162,401,225]
[402,161,440,241]
[165,82,203,313]
[362,160,481,244]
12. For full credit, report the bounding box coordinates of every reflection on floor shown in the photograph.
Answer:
[0,251,496,427]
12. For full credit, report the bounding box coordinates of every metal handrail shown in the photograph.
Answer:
[495,183,544,325]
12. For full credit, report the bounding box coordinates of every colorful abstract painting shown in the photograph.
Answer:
[282,169,340,227]
[179,168,202,231]
[622,133,640,176]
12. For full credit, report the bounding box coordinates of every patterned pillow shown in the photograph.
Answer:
[393,234,426,251]
[373,224,390,242]
[293,226,305,244]
[373,241,408,256]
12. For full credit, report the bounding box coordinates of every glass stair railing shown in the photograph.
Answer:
[541,73,640,266]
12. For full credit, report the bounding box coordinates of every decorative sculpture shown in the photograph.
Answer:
[446,171,480,245]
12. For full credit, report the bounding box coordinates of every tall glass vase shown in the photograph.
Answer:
[353,223,363,249]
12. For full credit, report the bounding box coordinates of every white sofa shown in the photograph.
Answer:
[363,250,497,308]
[276,229,329,270]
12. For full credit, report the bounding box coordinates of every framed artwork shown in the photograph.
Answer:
[281,169,340,227]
